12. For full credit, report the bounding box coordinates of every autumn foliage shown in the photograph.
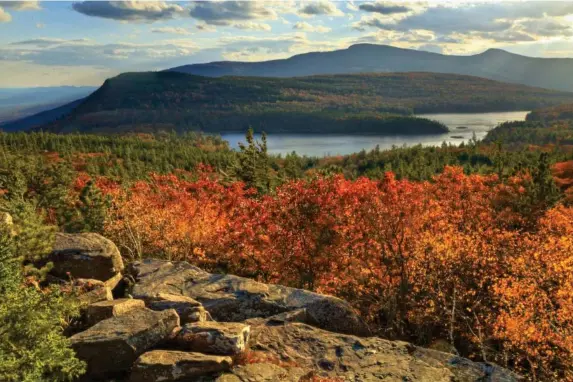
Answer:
[91,167,573,380]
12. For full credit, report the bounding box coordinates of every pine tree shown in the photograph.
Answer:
[0,218,85,382]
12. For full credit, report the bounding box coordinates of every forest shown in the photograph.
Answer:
[2,106,573,380]
[9,71,573,135]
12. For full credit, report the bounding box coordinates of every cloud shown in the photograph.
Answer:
[2,37,196,68]
[298,1,344,17]
[35,22,44,28]
[196,23,217,32]
[417,43,443,54]
[359,2,411,15]
[0,0,40,23]
[0,7,11,22]
[293,21,331,33]
[72,1,185,22]
[151,27,191,35]
[518,18,573,37]
[189,1,276,26]
[0,1,40,11]
[474,30,536,43]
[233,21,271,31]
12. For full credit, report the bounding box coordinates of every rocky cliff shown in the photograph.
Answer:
[48,233,520,381]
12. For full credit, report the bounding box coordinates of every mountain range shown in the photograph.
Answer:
[4,44,573,134]
[169,44,573,93]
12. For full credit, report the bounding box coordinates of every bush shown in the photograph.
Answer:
[0,217,85,381]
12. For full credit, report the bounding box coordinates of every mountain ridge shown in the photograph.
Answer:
[168,44,573,92]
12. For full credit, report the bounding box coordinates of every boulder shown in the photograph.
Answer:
[217,363,307,382]
[240,320,520,382]
[131,259,370,336]
[129,350,232,382]
[50,232,124,282]
[78,286,113,305]
[172,322,250,356]
[86,298,145,325]
[70,308,179,377]
[145,292,210,324]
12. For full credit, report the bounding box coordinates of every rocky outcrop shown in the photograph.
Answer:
[223,317,519,382]
[216,363,307,382]
[54,239,519,382]
[50,233,124,283]
[130,259,371,337]
[130,350,232,382]
[70,308,179,377]
[173,322,250,356]
[86,298,145,325]
[145,293,210,324]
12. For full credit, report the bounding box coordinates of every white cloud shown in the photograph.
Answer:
[298,1,344,17]
[293,21,331,33]
[233,21,272,31]
[0,7,11,22]
[189,1,277,26]
[0,1,41,11]
[151,27,191,35]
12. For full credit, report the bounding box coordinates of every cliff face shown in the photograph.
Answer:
[50,233,520,382]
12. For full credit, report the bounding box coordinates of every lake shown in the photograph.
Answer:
[222,111,529,157]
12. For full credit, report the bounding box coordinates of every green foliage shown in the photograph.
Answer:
[64,180,109,233]
[0,222,85,382]
[234,128,274,193]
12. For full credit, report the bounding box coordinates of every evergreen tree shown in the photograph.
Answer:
[0,218,85,382]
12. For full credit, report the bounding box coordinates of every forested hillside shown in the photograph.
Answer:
[7,71,573,135]
[484,104,573,148]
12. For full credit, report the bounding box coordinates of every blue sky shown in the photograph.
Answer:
[1,0,573,87]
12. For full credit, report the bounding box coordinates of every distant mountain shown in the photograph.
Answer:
[0,86,96,123]
[0,98,85,132]
[7,71,573,135]
[168,44,573,93]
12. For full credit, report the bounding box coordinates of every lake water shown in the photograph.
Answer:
[222,111,529,157]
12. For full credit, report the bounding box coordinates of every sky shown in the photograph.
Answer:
[1,0,573,87]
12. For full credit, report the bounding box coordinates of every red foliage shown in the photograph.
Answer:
[94,167,573,379]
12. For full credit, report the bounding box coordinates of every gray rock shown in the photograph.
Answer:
[86,298,145,325]
[218,363,307,382]
[173,321,250,356]
[50,233,124,281]
[242,320,520,382]
[145,292,211,324]
[129,350,232,382]
[70,308,179,377]
[131,259,370,336]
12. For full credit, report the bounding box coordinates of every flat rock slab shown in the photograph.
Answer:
[131,259,370,336]
[86,298,145,325]
[244,321,520,382]
[71,308,179,377]
[51,233,124,281]
[130,350,232,382]
[145,292,210,324]
[174,322,250,356]
[217,363,307,382]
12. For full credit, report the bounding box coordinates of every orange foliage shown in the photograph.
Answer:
[553,161,573,204]
[93,167,573,379]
